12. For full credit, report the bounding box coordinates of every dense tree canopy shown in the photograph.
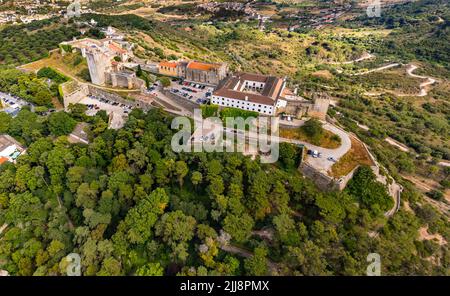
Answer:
[0,107,447,276]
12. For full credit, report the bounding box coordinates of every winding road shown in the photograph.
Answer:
[327,52,375,65]
[351,62,400,76]
[221,120,352,174]
[403,64,436,97]
[344,61,438,97]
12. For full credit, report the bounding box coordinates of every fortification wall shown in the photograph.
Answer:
[299,161,360,191]
[161,89,199,112]
[62,82,89,111]
[87,86,152,111]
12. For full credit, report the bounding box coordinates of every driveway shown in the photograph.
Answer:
[222,122,351,173]
[79,97,130,129]
[277,119,352,173]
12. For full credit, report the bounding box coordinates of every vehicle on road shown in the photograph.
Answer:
[327,157,337,162]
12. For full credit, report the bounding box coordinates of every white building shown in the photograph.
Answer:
[211,73,286,116]
[0,134,26,165]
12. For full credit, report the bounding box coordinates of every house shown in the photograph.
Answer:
[158,61,178,77]
[0,134,26,165]
[211,72,286,116]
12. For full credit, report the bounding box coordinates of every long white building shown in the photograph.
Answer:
[211,72,286,115]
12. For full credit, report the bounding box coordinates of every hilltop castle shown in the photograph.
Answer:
[60,36,145,90]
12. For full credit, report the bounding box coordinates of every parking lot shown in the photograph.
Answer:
[0,92,35,116]
[79,95,133,129]
[167,81,214,105]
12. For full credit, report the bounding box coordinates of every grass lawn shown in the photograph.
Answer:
[279,127,341,149]
[330,137,374,177]
[19,51,89,82]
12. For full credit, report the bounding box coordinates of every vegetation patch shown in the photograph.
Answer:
[330,137,374,177]
[280,119,341,149]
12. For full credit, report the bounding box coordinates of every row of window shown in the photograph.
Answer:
[212,96,274,115]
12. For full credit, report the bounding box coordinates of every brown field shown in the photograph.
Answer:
[330,136,374,177]
[19,51,88,82]
[311,70,333,80]
[280,127,341,149]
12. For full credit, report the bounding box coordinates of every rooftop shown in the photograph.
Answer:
[159,61,178,68]
[0,157,8,165]
[213,72,285,105]
[0,134,24,152]
[187,61,221,71]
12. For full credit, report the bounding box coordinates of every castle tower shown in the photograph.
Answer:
[85,49,110,86]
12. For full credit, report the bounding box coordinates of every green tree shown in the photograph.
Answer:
[244,246,268,276]
[48,111,77,136]
[135,263,164,276]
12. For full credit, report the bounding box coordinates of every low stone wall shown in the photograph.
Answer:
[62,82,89,110]
[62,82,153,111]
[299,161,360,191]
[87,86,153,111]
[161,89,199,113]
[299,162,336,191]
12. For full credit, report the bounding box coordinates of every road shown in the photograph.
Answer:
[350,63,400,76]
[221,121,352,173]
[385,137,409,152]
[0,92,35,112]
[327,52,375,65]
[404,64,436,97]
[347,62,438,97]
[150,87,193,117]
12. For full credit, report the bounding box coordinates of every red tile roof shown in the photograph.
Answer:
[187,61,219,71]
[0,157,8,165]
[159,61,177,68]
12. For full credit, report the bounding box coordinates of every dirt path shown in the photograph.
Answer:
[351,63,400,76]
[51,97,64,110]
[360,64,438,97]
[0,223,7,236]
[385,137,409,152]
[403,64,436,97]
[438,161,450,168]
[252,229,274,241]
[418,226,447,245]
[220,244,281,275]
[327,52,375,65]
[401,174,450,216]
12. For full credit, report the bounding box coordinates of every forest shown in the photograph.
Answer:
[0,106,448,276]
[0,1,448,277]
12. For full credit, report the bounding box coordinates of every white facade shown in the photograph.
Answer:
[211,95,275,115]
[241,80,265,91]
[276,99,287,108]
